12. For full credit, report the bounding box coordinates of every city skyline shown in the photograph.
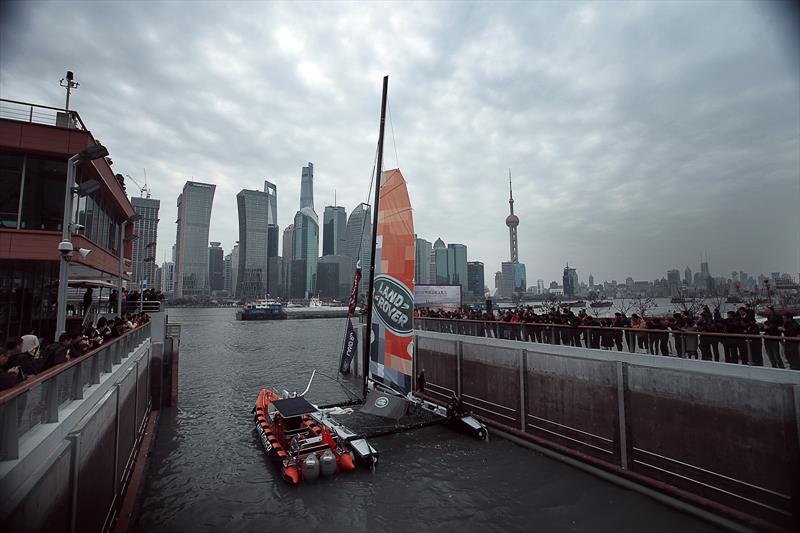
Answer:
[2,2,797,283]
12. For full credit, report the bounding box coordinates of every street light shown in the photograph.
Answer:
[117,213,140,314]
[55,144,108,339]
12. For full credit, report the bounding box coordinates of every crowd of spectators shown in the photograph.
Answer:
[415,305,800,370]
[0,312,151,391]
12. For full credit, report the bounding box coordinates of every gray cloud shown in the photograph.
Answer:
[1,0,797,285]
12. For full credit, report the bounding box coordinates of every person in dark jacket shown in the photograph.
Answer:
[5,336,43,375]
[782,314,800,370]
[722,311,741,364]
[763,313,784,368]
[0,346,24,390]
[41,332,73,370]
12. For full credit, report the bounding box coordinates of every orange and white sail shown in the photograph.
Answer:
[369,168,415,394]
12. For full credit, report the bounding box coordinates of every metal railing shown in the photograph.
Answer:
[0,98,88,130]
[415,318,799,370]
[0,322,151,461]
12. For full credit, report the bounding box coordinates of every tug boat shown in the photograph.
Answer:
[253,388,357,484]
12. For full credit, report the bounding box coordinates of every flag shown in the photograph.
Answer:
[339,318,358,374]
[347,259,362,317]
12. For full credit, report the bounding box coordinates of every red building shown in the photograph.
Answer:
[0,98,134,343]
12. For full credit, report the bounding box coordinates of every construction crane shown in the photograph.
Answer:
[125,169,151,198]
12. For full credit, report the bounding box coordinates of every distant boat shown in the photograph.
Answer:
[562,300,586,308]
[236,299,286,320]
[670,297,686,304]
[589,301,613,308]
[725,296,743,304]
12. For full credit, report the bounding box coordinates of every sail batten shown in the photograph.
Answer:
[368,168,415,395]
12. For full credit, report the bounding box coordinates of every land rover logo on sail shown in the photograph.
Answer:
[373,274,413,336]
[374,396,389,409]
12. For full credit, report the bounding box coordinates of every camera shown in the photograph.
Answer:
[69,223,85,234]
[58,240,74,261]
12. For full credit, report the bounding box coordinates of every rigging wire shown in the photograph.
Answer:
[333,142,379,386]
[388,99,400,171]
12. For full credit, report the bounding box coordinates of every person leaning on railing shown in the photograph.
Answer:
[782,313,800,370]
[0,346,24,390]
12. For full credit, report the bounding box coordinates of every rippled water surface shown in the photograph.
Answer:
[137,308,719,533]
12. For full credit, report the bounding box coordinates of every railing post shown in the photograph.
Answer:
[113,339,122,365]
[103,344,113,373]
[45,377,59,423]
[519,349,526,432]
[90,352,100,384]
[746,338,753,366]
[70,363,84,400]
[456,340,462,398]
[616,361,630,469]
[1,396,19,460]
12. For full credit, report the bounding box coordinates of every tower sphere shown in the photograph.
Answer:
[506,214,519,227]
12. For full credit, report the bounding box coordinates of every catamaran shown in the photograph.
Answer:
[253,75,485,485]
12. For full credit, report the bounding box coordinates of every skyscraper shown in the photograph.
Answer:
[501,262,526,297]
[160,261,175,295]
[230,242,239,298]
[223,253,232,294]
[131,196,160,291]
[447,243,467,287]
[282,225,294,298]
[684,266,692,285]
[292,207,319,298]
[467,261,485,299]
[174,181,215,298]
[432,238,448,284]
[563,263,578,297]
[667,269,681,297]
[209,242,224,292]
[236,189,270,299]
[322,205,347,256]
[414,236,432,285]
[300,163,314,210]
[344,203,372,297]
[264,180,278,225]
[317,255,352,301]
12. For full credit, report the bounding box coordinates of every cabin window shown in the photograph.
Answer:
[0,152,23,228]
[19,156,66,231]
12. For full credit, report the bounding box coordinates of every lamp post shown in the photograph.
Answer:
[119,214,140,315]
[55,144,108,339]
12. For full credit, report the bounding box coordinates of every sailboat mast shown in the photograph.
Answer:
[362,75,389,397]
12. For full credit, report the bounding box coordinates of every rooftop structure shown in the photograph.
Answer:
[0,94,136,342]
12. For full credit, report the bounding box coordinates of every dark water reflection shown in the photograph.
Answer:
[137,308,718,533]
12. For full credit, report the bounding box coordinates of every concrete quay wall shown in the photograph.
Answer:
[414,330,800,531]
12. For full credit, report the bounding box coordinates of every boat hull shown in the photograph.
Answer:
[253,388,355,484]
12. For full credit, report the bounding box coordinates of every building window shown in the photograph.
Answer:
[20,156,66,231]
[0,152,23,229]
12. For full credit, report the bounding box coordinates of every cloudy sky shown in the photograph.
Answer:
[1,1,798,286]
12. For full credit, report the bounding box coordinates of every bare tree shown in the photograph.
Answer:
[613,295,636,316]
[708,292,727,313]
[632,295,657,317]
[671,287,705,316]
[537,292,561,314]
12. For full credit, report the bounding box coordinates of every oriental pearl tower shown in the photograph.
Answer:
[506,169,519,263]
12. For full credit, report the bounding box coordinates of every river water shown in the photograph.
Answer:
[137,308,720,533]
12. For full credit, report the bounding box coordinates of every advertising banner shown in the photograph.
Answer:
[414,284,462,310]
